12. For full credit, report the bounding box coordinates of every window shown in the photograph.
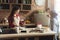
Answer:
[54,0,60,32]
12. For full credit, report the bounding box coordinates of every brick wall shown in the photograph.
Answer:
[0,11,10,18]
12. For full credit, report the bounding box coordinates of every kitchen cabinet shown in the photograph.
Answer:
[0,0,32,11]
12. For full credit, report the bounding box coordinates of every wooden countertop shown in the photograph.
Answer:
[0,23,35,26]
[0,23,9,26]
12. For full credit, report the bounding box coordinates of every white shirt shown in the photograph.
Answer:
[14,14,20,27]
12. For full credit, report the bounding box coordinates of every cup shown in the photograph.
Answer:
[37,24,42,30]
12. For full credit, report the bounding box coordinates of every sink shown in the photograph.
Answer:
[0,28,17,34]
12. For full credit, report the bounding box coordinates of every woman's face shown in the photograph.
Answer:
[15,9,20,14]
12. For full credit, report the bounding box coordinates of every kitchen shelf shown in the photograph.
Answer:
[22,0,31,4]
[22,5,31,10]
[0,4,10,10]
[0,0,32,11]
[12,4,21,10]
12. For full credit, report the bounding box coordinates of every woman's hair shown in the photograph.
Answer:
[8,6,20,23]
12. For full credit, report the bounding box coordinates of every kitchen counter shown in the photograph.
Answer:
[0,23,9,26]
[0,23,35,27]
[0,27,56,40]
[0,27,56,38]
[0,31,56,38]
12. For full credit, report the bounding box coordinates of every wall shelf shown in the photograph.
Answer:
[0,0,32,11]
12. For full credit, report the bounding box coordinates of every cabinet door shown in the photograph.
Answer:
[22,5,31,10]
[12,4,21,10]
[23,0,31,4]
[28,37,34,40]
[19,38,25,40]
[39,36,54,40]
[0,4,10,10]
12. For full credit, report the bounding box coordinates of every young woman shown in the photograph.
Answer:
[8,6,20,28]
